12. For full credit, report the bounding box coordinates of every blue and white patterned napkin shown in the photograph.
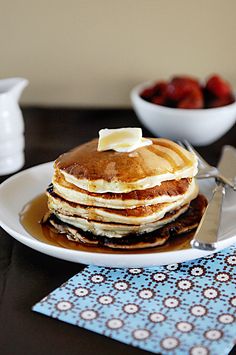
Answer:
[33,246,236,355]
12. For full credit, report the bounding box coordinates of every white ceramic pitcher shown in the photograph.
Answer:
[0,77,28,175]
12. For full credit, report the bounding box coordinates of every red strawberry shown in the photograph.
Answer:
[166,76,200,102]
[177,88,204,109]
[151,95,167,106]
[206,94,235,108]
[206,75,232,98]
[140,81,167,103]
[140,87,156,100]
[152,81,168,96]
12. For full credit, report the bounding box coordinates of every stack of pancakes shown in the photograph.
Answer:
[44,138,207,249]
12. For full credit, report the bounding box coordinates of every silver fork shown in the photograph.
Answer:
[177,140,236,190]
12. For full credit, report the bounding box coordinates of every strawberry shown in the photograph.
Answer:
[206,75,232,98]
[152,81,168,96]
[141,81,167,103]
[140,87,156,100]
[166,76,200,102]
[151,95,167,106]
[206,94,235,108]
[177,88,204,109]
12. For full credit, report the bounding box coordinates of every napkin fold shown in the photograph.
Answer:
[33,246,236,355]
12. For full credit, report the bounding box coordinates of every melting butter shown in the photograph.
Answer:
[97,127,152,152]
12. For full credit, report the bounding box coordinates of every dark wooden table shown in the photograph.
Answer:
[0,108,235,355]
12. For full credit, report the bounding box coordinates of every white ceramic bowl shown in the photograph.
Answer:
[131,81,236,146]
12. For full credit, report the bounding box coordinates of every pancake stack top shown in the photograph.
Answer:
[44,130,206,249]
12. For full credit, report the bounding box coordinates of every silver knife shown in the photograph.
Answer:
[191,145,236,251]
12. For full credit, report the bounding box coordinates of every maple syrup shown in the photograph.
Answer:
[20,193,194,255]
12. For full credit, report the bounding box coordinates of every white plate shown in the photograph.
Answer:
[0,162,236,268]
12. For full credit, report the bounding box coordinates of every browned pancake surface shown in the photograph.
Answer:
[55,138,193,183]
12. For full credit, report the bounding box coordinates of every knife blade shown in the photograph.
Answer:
[191,145,236,251]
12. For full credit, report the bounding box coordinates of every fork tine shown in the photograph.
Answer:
[176,140,185,149]
[182,139,196,154]
[182,139,209,167]
[177,139,206,169]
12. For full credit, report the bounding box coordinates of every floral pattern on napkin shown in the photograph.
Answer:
[33,246,236,355]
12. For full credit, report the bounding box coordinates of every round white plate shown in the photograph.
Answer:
[0,162,235,267]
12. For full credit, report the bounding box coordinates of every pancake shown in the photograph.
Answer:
[55,138,197,193]
[42,132,203,250]
[47,179,198,225]
[52,170,193,208]
[45,195,207,249]
[51,204,189,238]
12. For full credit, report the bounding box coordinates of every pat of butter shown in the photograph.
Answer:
[97,128,152,152]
